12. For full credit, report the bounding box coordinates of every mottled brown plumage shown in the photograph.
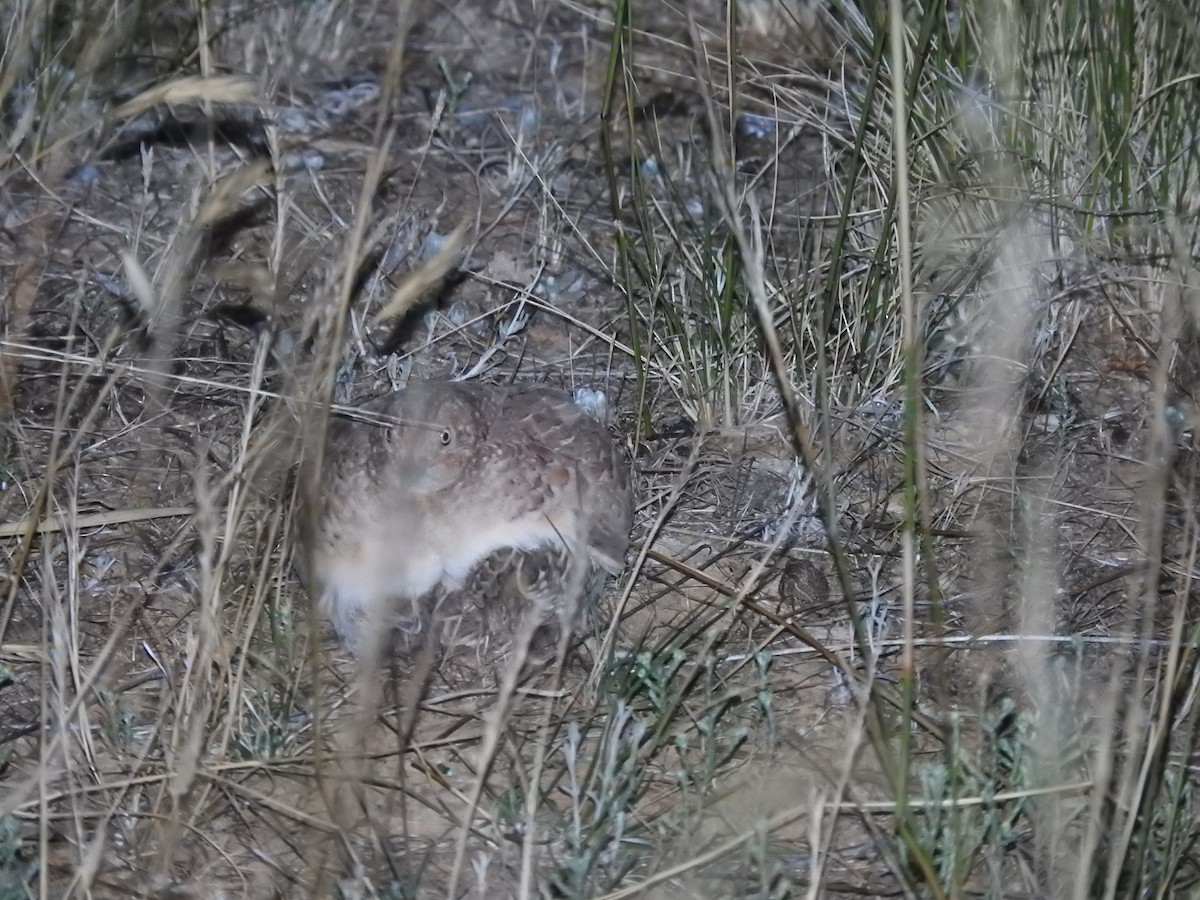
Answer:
[295,381,633,662]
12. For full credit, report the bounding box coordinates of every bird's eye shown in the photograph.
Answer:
[439,429,452,446]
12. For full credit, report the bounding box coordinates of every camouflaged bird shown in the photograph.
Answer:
[295,381,634,664]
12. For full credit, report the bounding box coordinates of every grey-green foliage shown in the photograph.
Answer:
[555,704,647,895]
[904,698,1031,893]
[1133,766,1198,895]
[549,647,774,896]
[0,815,34,900]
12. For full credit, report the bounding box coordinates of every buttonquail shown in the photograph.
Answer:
[295,381,634,664]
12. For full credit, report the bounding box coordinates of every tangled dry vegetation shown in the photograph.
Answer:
[3,0,1200,897]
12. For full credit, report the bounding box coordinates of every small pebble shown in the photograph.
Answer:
[421,232,447,259]
[68,164,102,187]
[93,273,125,296]
[282,148,325,171]
[517,102,539,132]
[382,240,410,271]
[737,112,778,139]
[573,387,610,423]
[319,82,380,117]
[275,106,316,134]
